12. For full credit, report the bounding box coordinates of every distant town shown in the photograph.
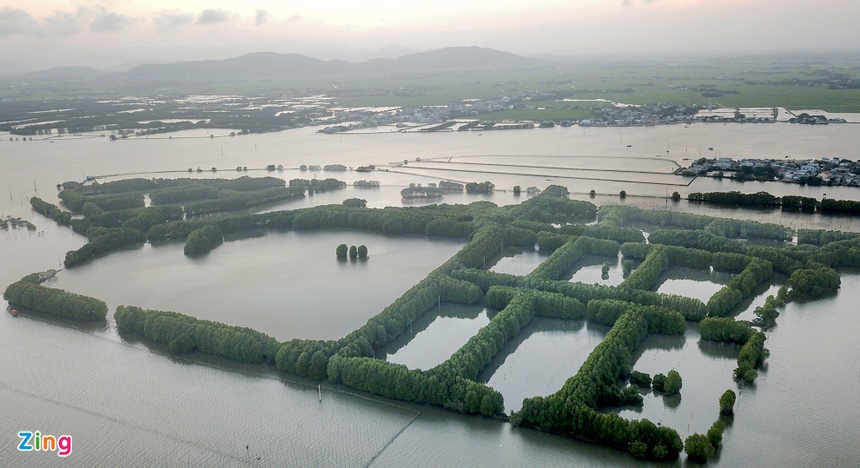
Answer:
[679,156,860,187]
[318,97,849,134]
[2,89,849,140]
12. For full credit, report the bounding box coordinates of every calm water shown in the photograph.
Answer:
[2,124,860,465]
[568,253,626,287]
[616,325,739,440]
[480,319,610,414]
[381,303,492,371]
[50,231,465,341]
[657,267,735,303]
[488,247,549,276]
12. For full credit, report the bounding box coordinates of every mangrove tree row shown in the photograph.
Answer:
[115,305,279,363]
[4,278,107,321]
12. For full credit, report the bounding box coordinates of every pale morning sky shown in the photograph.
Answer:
[1,0,859,70]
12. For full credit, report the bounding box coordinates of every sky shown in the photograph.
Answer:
[1,0,859,70]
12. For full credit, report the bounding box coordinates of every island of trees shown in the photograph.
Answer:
[4,272,107,321]
[688,190,860,215]
[17,177,860,462]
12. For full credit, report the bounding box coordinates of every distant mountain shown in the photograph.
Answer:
[367,45,422,59]
[106,59,173,73]
[125,47,541,80]
[25,66,104,80]
[127,52,352,79]
[369,46,540,71]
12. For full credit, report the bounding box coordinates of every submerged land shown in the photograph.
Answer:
[5,172,857,463]
[3,48,860,464]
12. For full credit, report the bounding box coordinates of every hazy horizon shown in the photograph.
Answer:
[2,0,859,71]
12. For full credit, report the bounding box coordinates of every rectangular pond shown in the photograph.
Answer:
[488,247,549,276]
[380,303,493,371]
[656,266,735,303]
[568,253,626,287]
[479,318,610,414]
[615,325,739,439]
[49,230,466,341]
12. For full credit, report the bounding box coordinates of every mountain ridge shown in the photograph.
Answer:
[125,46,541,80]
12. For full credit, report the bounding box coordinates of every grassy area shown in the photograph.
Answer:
[336,56,860,117]
[3,54,860,116]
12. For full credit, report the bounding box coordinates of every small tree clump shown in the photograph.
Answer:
[622,259,634,276]
[663,370,683,395]
[707,420,725,449]
[719,389,736,415]
[629,370,652,387]
[684,433,714,462]
[336,244,348,259]
[652,373,666,392]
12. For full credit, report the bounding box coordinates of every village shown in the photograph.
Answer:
[679,156,860,187]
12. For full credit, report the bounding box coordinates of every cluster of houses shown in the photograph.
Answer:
[317,99,713,133]
[583,103,701,127]
[681,157,860,186]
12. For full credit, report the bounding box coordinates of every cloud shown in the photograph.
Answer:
[154,10,194,32]
[0,6,136,37]
[0,7,40,36]
[43,11,84,36]
[197,9,234,25]
[89,6,137,33]
[255,9,270,26]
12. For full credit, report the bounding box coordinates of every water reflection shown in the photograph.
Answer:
[567,253,625,286]
[488,246,548,276]
[616,326,738,439]
[381,303,492,370]
[480,318,609,414]
[50,230,465,341]
[656,266,734,302]
[697,339,741,360]
[733,278,786,322]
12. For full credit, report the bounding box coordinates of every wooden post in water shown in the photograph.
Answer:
[318,384,322,402]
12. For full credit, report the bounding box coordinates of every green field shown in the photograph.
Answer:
[3,54,860,118]
[335,56,860,118]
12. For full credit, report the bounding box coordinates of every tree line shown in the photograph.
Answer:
[4,278,107,321]
[115,305,280,363]
[30,197,72,226]
[64,227,147,267]
[183,186,306,216]
[327,355,504,416]
[529,236,620,280]
[699,317,769,383]
[688,190,860,215]
[451,267,707,322]
[184,225,224,256]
